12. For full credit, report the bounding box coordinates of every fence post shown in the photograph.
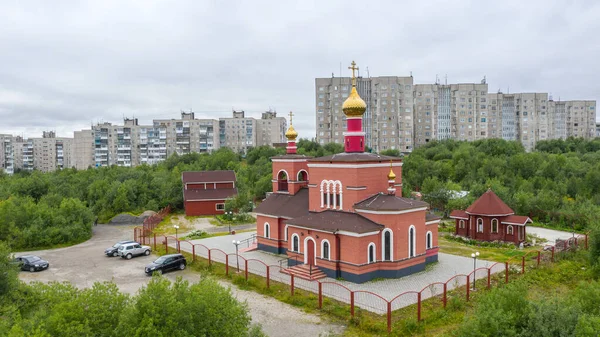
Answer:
[575,237,578,248]
[350,292,355,318]
[165,237,168,254]
[487,268,491,289]
[318,282,322,309]
[208,250,212,266]
[585,234,589,250]
[537,251,541,266]
[443,283,447,308]
[505,262,509,283]
[387,302,392,333]
[192,245,196,262]
[266,266,270,289]
[417,292,422,321]
[291,274,295,296]
[153,233,157,251]
[225,255,229,276]
[466,276,470,301]
[521,256,525,274]
[177,240,180,253]
[245,260,248,281]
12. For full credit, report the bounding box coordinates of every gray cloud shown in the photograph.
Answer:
[0,0,599,139]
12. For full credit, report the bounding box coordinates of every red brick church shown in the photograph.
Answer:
[254,61,440,283]
[449,189,532,244]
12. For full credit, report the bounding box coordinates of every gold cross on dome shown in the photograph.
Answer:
[348,61,359,86]
[288,111,294,125]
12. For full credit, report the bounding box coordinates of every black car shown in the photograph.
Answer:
[14,255,49,272]
[145,254,186,276]
[104,240,136,257]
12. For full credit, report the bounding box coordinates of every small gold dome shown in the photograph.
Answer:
[342,86,367,117]
[387,167,396,180]
[285,124,298,140]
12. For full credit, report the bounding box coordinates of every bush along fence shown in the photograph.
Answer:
[133,227,588,333]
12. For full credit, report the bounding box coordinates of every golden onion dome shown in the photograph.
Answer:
[285,124,298,140]
[387,167,396,180]
[342,86,367,117]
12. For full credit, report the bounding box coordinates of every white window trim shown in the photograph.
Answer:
[368,242,376,263]
[291,234,300,252]
[320,179,343,210]
[215,203,225,210]
[477,218,484,233]
[426,231,432,249]
[297,169,309,182]
[459,219,465,229]
[408,225,416,258]
[264,222,270,239]
[507,225,514,235]
[381,228,394,261]
[303,236,317,265]
[284,225,289,242]
[321,239,331,260]
[491,218,498,233]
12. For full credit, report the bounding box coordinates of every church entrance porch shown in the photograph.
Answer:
[281,263,327,280]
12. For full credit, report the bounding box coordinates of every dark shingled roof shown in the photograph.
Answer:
[353,193,429,211]
[271,154,312,160]
[426,213,442,222]
[449,210,469,219]
[466,189,514,216]
[286,210,384,234]
[309,152,402,163]
[254,188,309,219]
[502,215,532,226]
[184,188,237,201]
[182,170,236,183]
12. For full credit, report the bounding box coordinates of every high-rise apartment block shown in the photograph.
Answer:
[0,110,286,174]
[316,75,597,152]
[0,134,15,175]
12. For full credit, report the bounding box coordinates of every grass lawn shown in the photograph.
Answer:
[438,236,540,262]
[152,214,194,235]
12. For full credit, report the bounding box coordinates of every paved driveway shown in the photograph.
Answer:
[527,226,576,244]
[15,225,343,337]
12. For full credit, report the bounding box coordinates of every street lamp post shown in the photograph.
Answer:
[174,224,180,240]
[471,251,480,291]
[228,211,233,233]
[232,240,241,272]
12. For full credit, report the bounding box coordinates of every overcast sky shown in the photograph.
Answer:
[1,0,599,139]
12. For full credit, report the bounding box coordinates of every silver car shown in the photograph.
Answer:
[117,242,151,259]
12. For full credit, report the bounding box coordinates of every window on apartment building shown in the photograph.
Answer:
[481,118,486,122]
[319,87,324,91]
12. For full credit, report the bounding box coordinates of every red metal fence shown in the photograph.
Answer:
[133,226,588,334]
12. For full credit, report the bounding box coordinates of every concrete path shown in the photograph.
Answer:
[527,226,576,244]
[180,231,501,313]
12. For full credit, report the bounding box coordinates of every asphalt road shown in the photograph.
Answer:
[15,225,343,337]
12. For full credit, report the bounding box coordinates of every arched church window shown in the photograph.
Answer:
[291,234,299,252]
[297,170,308,182]
[459,220,465,229]
[264,223,270,238]
[477,218,484,233]
[277,170,288,192]
[491,219,498,233]
[322,240,330,260]
[383,229,393,261]
[507,225,514,235]
[409,226,416,258]
[368,243,376,263]
[426,231,432,249]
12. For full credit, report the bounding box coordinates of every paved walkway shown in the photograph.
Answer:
[527,226,576,244]
[177,231,502,314]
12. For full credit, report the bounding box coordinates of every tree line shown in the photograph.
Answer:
[0,140,344,250]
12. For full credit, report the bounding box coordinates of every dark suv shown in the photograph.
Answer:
[104,240,136,257]
[145,254,186,276]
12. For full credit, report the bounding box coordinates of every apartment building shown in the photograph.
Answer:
[153,112,219,158]
[219,110,286,153]
[0,134,15,175]
[31,131,74,172]
[73,130,95,169]
[596,122,600,138]
[316,75,597,152]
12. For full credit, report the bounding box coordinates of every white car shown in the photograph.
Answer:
[118,242,151,259]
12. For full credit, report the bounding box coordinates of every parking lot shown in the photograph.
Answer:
[16,225,343,337]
